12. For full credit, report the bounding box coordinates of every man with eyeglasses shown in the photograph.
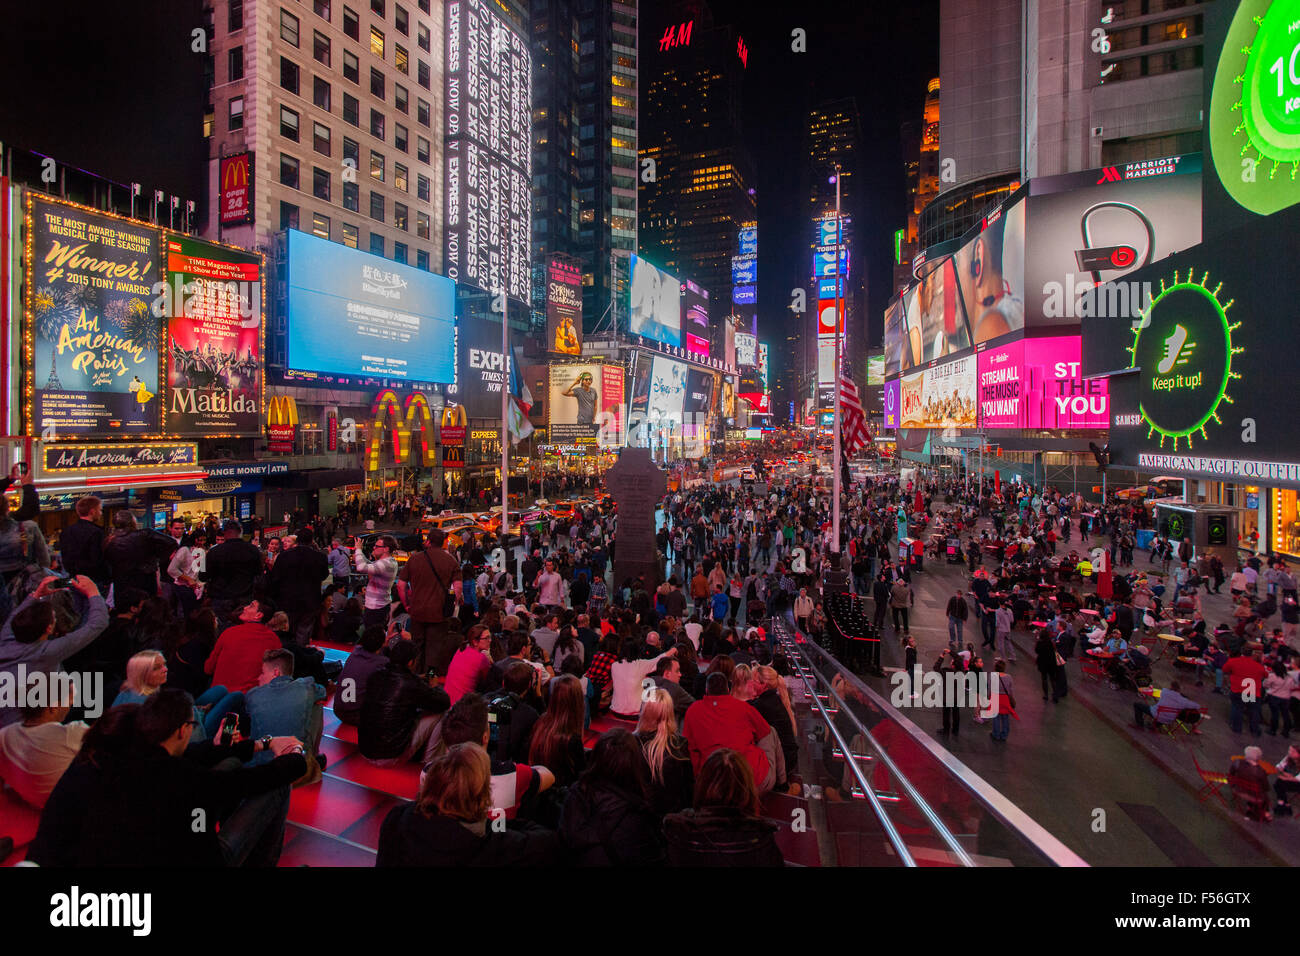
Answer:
[355,535,399,632]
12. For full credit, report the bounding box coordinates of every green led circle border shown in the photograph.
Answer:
[1241,0,1300,164]
[1129,270,1241,451]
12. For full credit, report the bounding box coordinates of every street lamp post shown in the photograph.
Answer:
[500,290,510,537]
[831,164,843,559]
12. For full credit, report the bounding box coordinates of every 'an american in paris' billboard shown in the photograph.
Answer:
[976,335,1108,429]
[444,0,532,302]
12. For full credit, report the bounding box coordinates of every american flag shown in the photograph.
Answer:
[838,368,872,455]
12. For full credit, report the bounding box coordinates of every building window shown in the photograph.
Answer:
[417,248,429,270]
[281,9,299,46]
[394,202,408,231]
[313,211,331,238]
[370,66,385,98]
[394,162,408,191]
[371,0,385,15]
[343,93,359,126]
[203,108,214,138]
[417,23,430,52]
[394,124,408,153]
[281,201,300,230]
[370,26,385,58]
[370,191,384,221]
[370,150,385,181]
[416,136,429,164]
[342,222,359,247]
[417,211,429,239]
[313,121,331,155]
[418,0,429,12]
[395,4,408,34]
[370,109,385,138]
[229,0,243,31]
[314,0,331,18]
[228,46,244,81]
[313,166,331,200]
[343,49,359,83]
[417,59,429,90]
[313,76,331,110]
[280,154,300,189]
[393,241,408,264]
[394,84,408,114]
[416,98,430,128]
[370,232,384,256]
[343,180,359,211]
[228,96,244,131]
[280,57,300,94]
[343,136,359,168]
[313,30,330,66]
[343,5,359,39]
[416,173,430,201]
[280,106,300,141]
[395,44,409,75]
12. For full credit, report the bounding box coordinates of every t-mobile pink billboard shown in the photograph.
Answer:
[977,335,1108,429]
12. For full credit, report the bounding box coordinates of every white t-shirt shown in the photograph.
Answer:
[610,652,667,716]
[536,571,563,605]
[683,622,703,650]
[0,720,89,808]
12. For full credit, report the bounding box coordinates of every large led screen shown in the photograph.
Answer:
[629,255,681,346]
[950,198,1026,348]
[899,355,977,430]
[883,378,901,429]
[26,196,161,437]
[546,257,582,355]
[547,362,624,450]
[682,280,709,357]
[285,230,455,383]
[976,335,1108,429]
[1023,160,1201,329]
[444,0,532,302]
[163,234,262,436]
[452,316,508,419]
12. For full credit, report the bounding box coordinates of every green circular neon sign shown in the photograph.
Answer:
[1244,0,1300,161]
[1129,271,1240,451]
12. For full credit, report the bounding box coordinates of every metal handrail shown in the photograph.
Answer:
[792,628,1090,867]
[783,623,917,866]
[777,621,974,867]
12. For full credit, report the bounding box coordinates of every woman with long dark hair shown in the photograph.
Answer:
[559,729,664,866]
[663,748,783,866]
[527,674,587,786]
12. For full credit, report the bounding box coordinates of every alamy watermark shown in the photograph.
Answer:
[0,667,104,719]
[889,668,1005,718]
[1042,275,1153,327]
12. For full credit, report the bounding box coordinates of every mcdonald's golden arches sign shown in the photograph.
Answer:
[220,151,254,226]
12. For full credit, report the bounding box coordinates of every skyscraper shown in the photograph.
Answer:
[639,0,755,307]
[530,0,582,266]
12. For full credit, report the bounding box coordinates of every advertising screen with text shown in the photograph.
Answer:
[977,335,1108,429]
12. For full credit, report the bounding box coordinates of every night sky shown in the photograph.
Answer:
[0,0,938,355]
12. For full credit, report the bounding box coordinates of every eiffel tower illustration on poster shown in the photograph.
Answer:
[44,347,62,390]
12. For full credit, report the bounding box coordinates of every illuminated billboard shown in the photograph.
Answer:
[547,362,624,451]
[732,284,756,305]
[735,331,757,368]
[818,215,850,247]
[682,280,709,357]
[813,248,850,277]
[546,256,582,355]
[286,229,455,383]
[976,335,1108,429]
[26,196,162,438]
[444,0,532,302]
[629,255,681,346]
[883,378,901,429]
[867,354,885,386]
[738,225,757,256]
[899,355,977,430]
[163,234,263,436]
[731,257,756,285]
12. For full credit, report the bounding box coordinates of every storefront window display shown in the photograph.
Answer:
[1273,489,1300,558]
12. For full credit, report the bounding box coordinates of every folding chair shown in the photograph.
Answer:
[1228,773,1270,821]
[1191,750,1230,809]
[1080,658,1107,683]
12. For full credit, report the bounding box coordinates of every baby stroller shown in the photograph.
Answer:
[1107,647,1153,691]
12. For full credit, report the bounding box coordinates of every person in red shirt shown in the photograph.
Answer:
[205,599,282,693]
[683,672,781,793]
[1222,650,1267,736]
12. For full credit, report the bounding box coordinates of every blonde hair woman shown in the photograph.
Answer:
[112,650,245,744]
[635,688,693,816]
[730,663,754,701]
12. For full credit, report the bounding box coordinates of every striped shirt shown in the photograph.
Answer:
[354,547,397,611]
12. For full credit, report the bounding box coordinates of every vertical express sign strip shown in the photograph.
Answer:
[25,195,162,438]
[163,235,263,436]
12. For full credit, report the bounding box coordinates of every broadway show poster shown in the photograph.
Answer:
[163,235,262,435]
[546,257,583,355]
[27,197,161,437]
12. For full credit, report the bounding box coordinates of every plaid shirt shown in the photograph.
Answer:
[586,651,616,688]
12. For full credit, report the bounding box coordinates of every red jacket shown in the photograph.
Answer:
[205,623,282,692]
[683,693,773,784]
[1222,656,1267,697]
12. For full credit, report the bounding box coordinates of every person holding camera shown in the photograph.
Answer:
[358,640,451,766]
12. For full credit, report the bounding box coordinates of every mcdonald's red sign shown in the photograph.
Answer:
[220,152,254,226]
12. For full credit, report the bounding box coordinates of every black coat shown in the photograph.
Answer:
[267,543,329,615]
[202,537,265,605]
[376,805,560,866]
[103,529,178,597]
[663,807,784,866]
[58,518,108,584]
[636,732,694,817]
[750,688,797,775]
[559,779,665,866]
[358,664,450,760]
